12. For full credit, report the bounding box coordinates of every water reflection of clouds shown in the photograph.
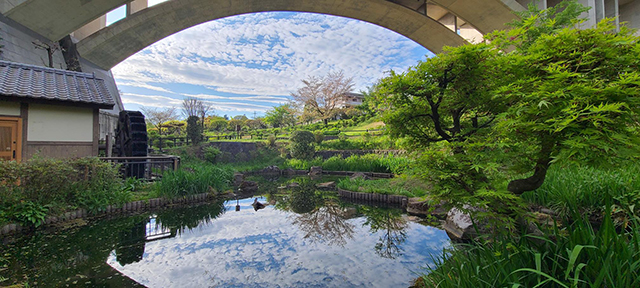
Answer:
[107,200,450,287]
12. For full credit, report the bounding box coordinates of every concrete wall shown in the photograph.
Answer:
[0,101,20,116]
[517,0,640,34]
[72,15,106,41]
[0,16,66,68]
[620,0,640,34]
[209,142,260,163]
[128,0,148,15]
[27,104,93,142]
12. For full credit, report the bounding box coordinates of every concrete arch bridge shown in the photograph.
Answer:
[2,0,529,69]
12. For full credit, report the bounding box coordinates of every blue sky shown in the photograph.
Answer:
[107,5,432,118]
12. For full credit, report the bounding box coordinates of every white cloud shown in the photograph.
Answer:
[121,92,274,112]
[183,93,291,104]
[106,200,450,287]
[112,12,429,115]
[119,82,176,94]
[121,93,181,108]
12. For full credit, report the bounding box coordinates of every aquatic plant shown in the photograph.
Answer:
[155,164,233,198]
[421,209,640,288]
[521,163,640,222]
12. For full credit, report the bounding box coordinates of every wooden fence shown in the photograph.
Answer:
[100,156,180,180]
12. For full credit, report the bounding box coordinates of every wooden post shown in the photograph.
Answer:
[172,157,180,171]
[106,131,113,157]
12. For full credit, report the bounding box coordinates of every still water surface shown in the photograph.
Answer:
[1,185,450,287]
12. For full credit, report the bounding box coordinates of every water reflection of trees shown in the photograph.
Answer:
[362,206,408,259]
[277,182,356,247]
[292,201,356,247]
[154,200,226,236]
[275,181,409,254]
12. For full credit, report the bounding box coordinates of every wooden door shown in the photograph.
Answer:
[0,118,22,162]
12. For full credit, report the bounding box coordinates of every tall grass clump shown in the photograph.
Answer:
[420,209,640,288]
[155,164,233,198]
[322,154,413,174]
[283,154,412,173]
[284,157,323,170]
[336,177,429,198]
[521,163,640,220]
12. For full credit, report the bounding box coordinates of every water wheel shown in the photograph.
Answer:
[115,110,148,178]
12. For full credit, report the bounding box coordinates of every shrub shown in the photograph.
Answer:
[313,131,324,145]
[203,146,221,164]
[290,131,316,160]
[13,201,49,227]
[266,134,277,147]
[0,157,124,225]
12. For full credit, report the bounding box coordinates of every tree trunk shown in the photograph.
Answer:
[507,138,554,195]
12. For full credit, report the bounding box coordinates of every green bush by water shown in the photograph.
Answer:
[0,157,130,226]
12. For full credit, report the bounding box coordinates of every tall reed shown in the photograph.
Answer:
[155,164,233,198]
[521,163,640,220]
[422,210,640,287]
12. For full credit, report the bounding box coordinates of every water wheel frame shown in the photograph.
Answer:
[115,110,148,178]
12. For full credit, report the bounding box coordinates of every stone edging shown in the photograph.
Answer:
[244,167,395,179]
[322,171,394,178]
[337,188,408,207]
[0,193,215,237]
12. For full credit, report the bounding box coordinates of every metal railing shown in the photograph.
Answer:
[100,155,180,180]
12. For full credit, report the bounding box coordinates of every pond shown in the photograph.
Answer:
[0,177,451,287]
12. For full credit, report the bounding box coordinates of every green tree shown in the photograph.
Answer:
[264,104,297,128]
[376,2,640,203]
[205,116,228,132]
[493,18,640,194]
[376,43,503,147]
[186,116,202,145]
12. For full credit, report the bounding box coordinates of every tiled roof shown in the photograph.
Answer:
[0,60,115,108]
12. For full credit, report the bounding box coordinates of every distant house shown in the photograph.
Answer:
[0,60,115,161]
[336,92,364,109]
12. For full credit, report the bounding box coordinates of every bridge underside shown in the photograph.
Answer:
[2,0,521,69]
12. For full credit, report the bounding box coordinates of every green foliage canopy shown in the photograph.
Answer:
[264,104,297,128]
[374,3,640,202]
